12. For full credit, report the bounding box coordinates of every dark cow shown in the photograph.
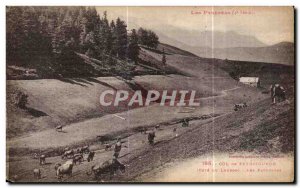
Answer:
[104,144,112,151]
[148,131,156,145]
[73,154,84,165]
[87,158,125,180]
[81,146,90,154]
[234,102,247,111]
[139,127,147,134]
[87,151,95,162]
[271,84,286,104]
[75,147,83,154]
[39,155,46,165]
[113,139,122,158]
[182,119,189,127]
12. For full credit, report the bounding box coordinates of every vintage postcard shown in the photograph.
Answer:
[6,6,295,183]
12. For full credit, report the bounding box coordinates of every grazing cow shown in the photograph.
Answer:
[270,84,286,104]
[73,154,84,165]
[39,155,46,165]
[104,144,112,151]
[56,125,63,132]
[148,131,156,145]
[81,146,90,154]
[97,135,109,144]
[173,128,177,132]
[75,147,83,154]
[54,163,61,171]
[56,160,74,180]
[182,119,189,127]
[234,103,247,111]
[139,127,147,134]
[32,153,38,159]
[155,124,160,130]
[33,169,41,179]
[113,139,122,158]
[87,151,95,162]
[62,150,74,159]
[87,158,125,180]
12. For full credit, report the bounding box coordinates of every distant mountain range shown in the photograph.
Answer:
[158,30,266,49]
[157,31,294,65]
[126,17,294,65]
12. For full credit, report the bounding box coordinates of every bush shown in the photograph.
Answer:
[13,91,28,109]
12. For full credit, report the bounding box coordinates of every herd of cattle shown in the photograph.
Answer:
[29,121,192,182]
[31,145,125,182]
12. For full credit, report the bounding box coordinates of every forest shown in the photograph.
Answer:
[6,6,160,78]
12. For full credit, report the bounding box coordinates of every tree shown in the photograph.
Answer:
[137,27,159,49]
[148,30,159,49]
[162,48,166,65]
[84,31,96,57]
[110,20,117,56]
[128,29,140,63]
[137,27,148,46]
[7,7,25,63]
[53,11,74,54]
[98,13,112,55]
[21,7,42,60]
[113,17,127,59]
[6,6,159,77]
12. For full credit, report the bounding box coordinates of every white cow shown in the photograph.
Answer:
[56,160,74,180]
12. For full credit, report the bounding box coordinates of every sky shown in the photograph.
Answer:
[96,6,294,46]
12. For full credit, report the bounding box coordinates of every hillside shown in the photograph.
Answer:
[7,40,295,141]
[6,43,230,139]
[213,58,295,90]
[119,98,295,182]
[8,96,293,182]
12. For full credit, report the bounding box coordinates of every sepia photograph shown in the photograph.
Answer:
[6,6,295,183]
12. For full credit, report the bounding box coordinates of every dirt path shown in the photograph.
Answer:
[200,87,240,100]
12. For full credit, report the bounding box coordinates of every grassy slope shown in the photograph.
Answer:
[117,98,294,181]
[7,43,234,138]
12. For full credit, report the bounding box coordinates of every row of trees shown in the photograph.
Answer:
[7,7,159,69]
[137,28,159,49]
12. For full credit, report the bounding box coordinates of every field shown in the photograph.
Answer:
[6,43,294,182]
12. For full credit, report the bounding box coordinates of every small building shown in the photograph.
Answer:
[239,77,260,87]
